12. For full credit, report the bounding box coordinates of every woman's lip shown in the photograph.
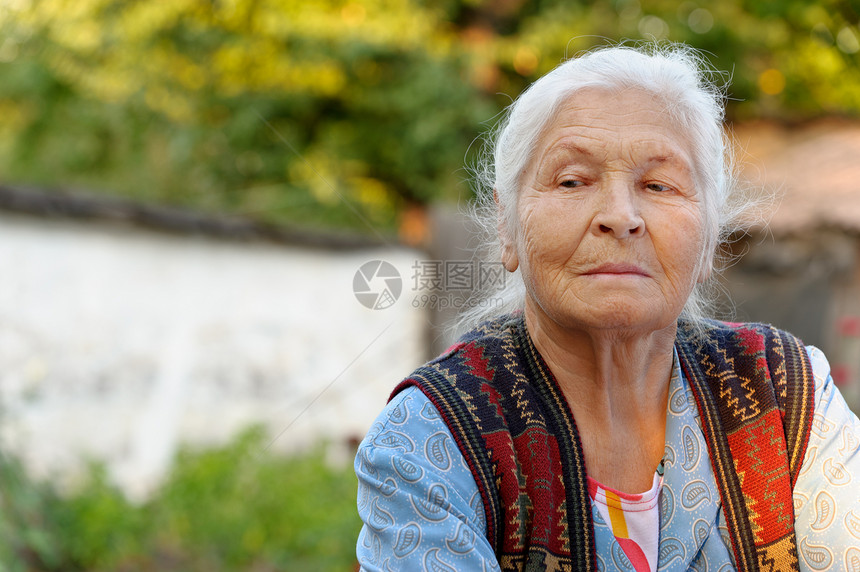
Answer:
[583,263,650,276]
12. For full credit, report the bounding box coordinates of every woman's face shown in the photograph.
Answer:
[502,87,708,335]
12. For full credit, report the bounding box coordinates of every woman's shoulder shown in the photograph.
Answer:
[678,318,807,344]
[453,313,522,344]
[804,344,858,428]
[389,313,525,404]
[354,386,487,527]
[806,345,832,384]
[354,390,494,570]
[359,386,448,449]
[677,320,818,387]
[422,313,523,367]
[792,345,860,560]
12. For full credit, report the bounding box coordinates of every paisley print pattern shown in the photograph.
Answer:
[658,537,686,568]
[356,346,860,571]
[680,480,711,511]
[799,536,834,570]
[681,426,700,472]
[693,519,711,546]
[846,547,860,572]
[822,457,851,486]
[846,510,860,541]
[809,491,836,531]
[394,523,421,557]
[425,432,453,471]
[356,389,499,571]
[659,355,731,570]
[840,425,860,458]
[792,346,860,572]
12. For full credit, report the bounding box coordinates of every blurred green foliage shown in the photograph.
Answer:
[0,429,360,571]
[0,0,859,235]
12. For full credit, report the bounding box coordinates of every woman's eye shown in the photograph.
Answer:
[560,179,584,188]
[646,182,671,192]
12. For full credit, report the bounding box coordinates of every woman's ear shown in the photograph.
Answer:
[495,189,519,272]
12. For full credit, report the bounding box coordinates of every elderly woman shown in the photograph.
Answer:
[355,44,860,571]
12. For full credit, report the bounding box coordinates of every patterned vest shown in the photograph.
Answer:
[392,314,815,571]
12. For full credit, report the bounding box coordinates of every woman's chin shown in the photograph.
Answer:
[536,301,678,336]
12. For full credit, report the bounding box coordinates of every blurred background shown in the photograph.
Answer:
[1,0,859,570]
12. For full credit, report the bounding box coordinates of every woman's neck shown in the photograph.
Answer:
[523,304,676,492]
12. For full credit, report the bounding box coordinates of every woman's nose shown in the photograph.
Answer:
[592,183,644,239]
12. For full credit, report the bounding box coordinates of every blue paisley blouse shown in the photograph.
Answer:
[355,346,860,571]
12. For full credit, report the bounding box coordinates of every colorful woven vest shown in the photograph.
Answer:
[391,314,815,571]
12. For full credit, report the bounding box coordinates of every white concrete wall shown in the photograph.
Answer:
[0,212,427,498]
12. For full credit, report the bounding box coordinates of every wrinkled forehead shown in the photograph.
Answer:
[532,86,696,169]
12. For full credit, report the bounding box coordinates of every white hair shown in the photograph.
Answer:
[458,42,750,335]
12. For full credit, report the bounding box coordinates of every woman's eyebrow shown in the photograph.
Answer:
[537,142,596,169]
[546,141,594,157]
[645,154,693,173]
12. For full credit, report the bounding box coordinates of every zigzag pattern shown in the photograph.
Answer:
[678,320,814,571]
[728,412,793,544]
[393,316,813,571]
